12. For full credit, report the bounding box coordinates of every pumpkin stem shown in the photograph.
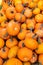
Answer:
[8,1,12,6]
[20,29,22,32]
[37,37,41,44]
[31,62,42,65]
[32,34,37,38]
[40,24,43,29]
[14,18,17,21]
[0,13,3,16]
[0,5,2,10]
[38,62,42,65]
[0,23,1,26]
[1,47,6,52]
[4,20,7,23]
[22,43,25,47]
[21,9,25,14]
[29,28,34,32]
[4,32,9,37]
[23,3,28,7]
[10,36,13,41]
[33,53,35,57]
[10,10,14,13]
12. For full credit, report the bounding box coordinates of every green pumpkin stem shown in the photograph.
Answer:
[0,5,2,10]
[37,37,41,44]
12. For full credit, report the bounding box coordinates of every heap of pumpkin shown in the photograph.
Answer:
[0,0,43,65]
